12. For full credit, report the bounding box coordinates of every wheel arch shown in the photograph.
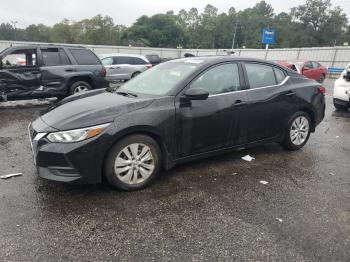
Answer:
[298,107,316,132]
[101,127,172,179]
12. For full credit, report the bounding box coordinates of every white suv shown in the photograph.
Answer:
[100,54,152,82]
[333,63,350,111]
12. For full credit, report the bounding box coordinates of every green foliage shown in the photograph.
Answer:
[0,0,348,49]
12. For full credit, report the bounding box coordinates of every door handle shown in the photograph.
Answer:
[65,68,74,72]
[233,100,247,107]
[110,67,120,69]
[286,91,296,96]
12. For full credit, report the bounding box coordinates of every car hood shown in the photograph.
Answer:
[40,90,154,130]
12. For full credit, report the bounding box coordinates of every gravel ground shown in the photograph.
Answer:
[0,79,349,261]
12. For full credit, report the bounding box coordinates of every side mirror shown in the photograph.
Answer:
[184,88,209,100]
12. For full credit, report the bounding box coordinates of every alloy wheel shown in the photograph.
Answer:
[114,143,155,185]
[290,116,310,146]
[74,85,89,94]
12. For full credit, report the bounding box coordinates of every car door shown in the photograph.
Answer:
[301,61,317,80]
[113,56,135,79]
[175,62,248,157]
[40,47,73,93]
[243,62,295,143]
[0,48,41,97]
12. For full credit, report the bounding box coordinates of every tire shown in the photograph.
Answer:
[104,134,162,191]
[318,74,325,83]
[69,81,92,95]
[131,72,141,78]
[334,103,349,111]
[282,111,311,151]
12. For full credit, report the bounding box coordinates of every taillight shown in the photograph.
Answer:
[146,64,152,69]
[100,67,107,77]
[318,86,326,95]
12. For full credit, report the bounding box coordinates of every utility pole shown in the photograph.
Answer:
[232,23,238,50]
[11,21,18,41]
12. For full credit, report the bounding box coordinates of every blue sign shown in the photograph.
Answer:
[262,28,275,45]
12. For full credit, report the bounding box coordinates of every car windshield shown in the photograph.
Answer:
[118,61,201,95]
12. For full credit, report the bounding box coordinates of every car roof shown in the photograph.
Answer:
[2,44,87,51]
[170,56,286,68]
[99,53,147,59]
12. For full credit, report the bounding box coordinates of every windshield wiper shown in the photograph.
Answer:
[116,91,138,97]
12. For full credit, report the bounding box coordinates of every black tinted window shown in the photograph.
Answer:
[42,48,59,66]
[115,56,134,65]
[42,48,71,66]
[191,63,240,95]
[59,49,71,65]
[274,67,286,84]
[133,57,147,65]
[245,63,277,89]
[69,48,101,65]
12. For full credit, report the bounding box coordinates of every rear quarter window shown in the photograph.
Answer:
[69,48,101,65]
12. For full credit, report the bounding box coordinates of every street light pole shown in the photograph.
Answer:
[232,23,238,50]
[11,21,18,41]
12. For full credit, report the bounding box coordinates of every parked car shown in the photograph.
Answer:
[277,60,327,83]
[29,56,325,190]
[0,45,108,101]
[333,63,350,111]
[145,54,162,66]
[100,54,152,82]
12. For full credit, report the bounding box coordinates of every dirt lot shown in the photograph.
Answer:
[0,79,349,261]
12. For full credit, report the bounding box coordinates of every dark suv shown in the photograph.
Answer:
[0,45,108,101]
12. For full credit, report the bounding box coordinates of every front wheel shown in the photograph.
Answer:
[282,111,311,150]
[104,135,162,191]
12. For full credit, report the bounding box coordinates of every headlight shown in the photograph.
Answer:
[47,123,111,143]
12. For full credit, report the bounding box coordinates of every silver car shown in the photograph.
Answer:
[100,54,152,82]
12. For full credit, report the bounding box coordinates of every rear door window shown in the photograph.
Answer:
[115,56,134,65]
[42,48,71,66]
[69,48,101,65]
[244,63,277,89]
[133,57,147,65]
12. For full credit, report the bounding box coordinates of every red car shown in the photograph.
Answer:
[277,60,327,83]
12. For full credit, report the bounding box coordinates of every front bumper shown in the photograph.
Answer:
[29,118,111,184]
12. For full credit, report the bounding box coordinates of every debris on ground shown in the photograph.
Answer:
[232,172,238,176]
[0,173,23,179]
[276,218,283,223]
[259,180,268,185]
[241,155,255,162]
[330,172,335,176]
[336,136,340,138]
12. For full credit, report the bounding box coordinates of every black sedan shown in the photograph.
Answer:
[29,56,325,190]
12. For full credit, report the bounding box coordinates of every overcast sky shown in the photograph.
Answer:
[1,0,349,28]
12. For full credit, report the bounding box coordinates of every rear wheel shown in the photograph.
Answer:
[69,81,92,95]
[131,72,141,78]
[282,111,311,150]
[104,135,162,191]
